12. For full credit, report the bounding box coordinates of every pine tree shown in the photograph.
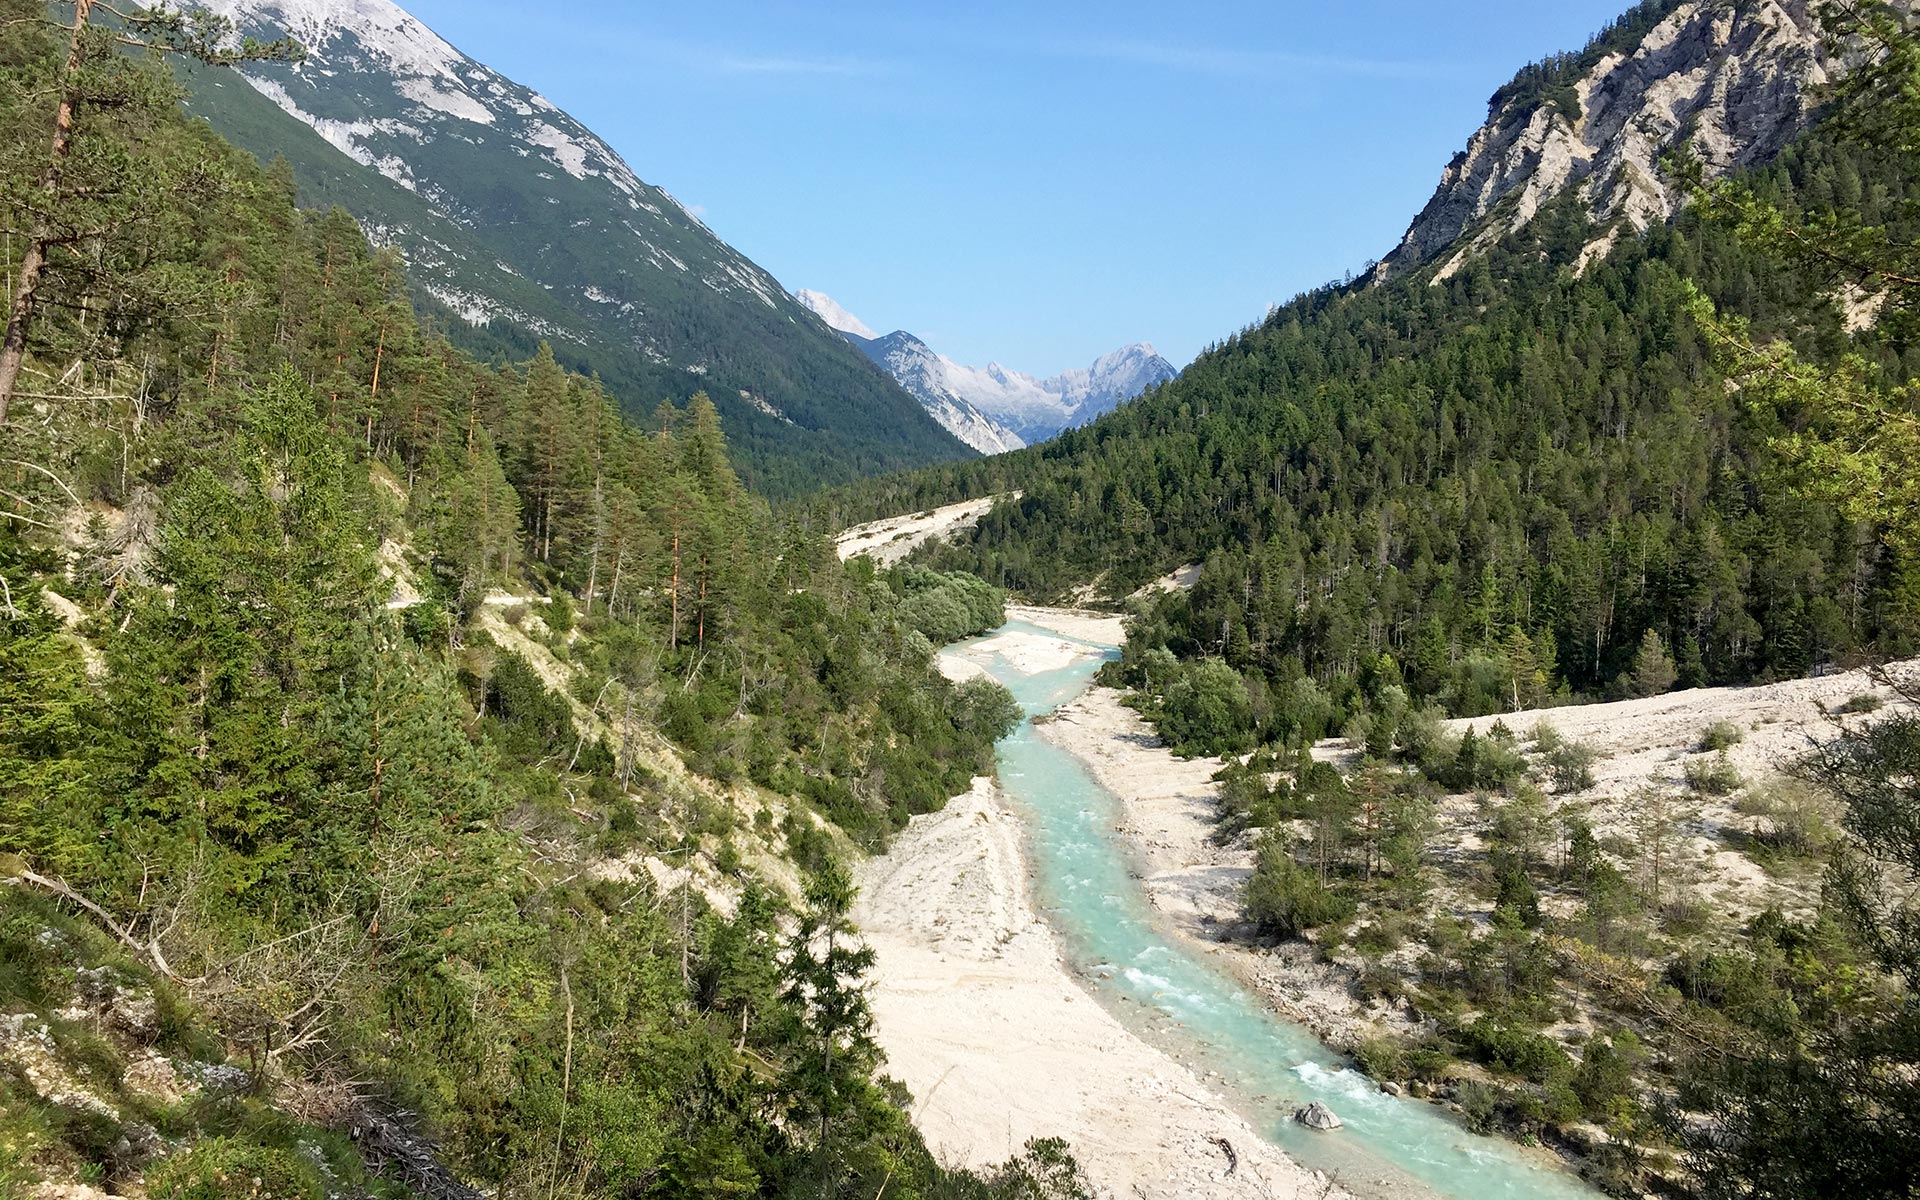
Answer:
[0,546,96,872]
[522,343,575,564]
[779,860,879,1156]
[103,367,377,899]
[0,0,296,423]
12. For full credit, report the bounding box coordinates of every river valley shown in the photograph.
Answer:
[856,611,1603,1199]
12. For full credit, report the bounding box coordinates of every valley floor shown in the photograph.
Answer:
[852,611,1349,1200]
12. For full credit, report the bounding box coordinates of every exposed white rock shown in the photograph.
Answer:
[1294,1101,1344,1131]
[834,495,1015,565]
[395,76,493,125]
[1376,0,1833,282]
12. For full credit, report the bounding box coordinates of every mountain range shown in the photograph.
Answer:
[181,0,972,494]
[797,291,1178,453]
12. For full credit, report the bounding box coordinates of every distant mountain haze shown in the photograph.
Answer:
[798,291,1178,453]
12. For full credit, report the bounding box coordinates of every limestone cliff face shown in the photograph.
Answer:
[1376,1,1835,282]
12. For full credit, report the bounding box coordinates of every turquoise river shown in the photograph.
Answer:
[962,618,1602,1199]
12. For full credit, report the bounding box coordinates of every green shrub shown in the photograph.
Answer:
[1572,1031,1642,1119]
[1436,727,1528,792]
[1458,1018,1573,1084]
[1156,659,1255,756]
[1543,740,1598,793]
[1835,692,1883,715]
[400,600,449,646]
[147,1140,321,1200]
[1243,834,1353,938]
[1353,1035,1408,1080]
[1698,721,1745,752]
[1456,1079,1502,1135]
[1735,778,1836,859]
[890,566,1006,644]
[1405,1043,1455,1082]
[952,677,1022,746]
[486,652,576,761]
[545,593,574,637]
[1683,752,1744,796]
[1541,1081,1583,1126]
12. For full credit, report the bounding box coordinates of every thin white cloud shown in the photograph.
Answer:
[714,52,896,77]
[1066,36,1464,81]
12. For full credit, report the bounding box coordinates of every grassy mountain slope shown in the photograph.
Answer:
[177,1,971,497]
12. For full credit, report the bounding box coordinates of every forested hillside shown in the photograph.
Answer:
[826,96,1919,740]
[0,6,1078,1197]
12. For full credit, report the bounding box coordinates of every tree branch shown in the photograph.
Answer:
[5,868,189,982]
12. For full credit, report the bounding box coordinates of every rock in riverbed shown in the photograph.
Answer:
[1294,1101,1342,1131]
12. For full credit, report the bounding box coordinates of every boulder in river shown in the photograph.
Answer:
[1294,1101,1343,1131]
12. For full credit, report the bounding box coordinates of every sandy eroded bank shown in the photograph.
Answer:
[834,495,1014,566]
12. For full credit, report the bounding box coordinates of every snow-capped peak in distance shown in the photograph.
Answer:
[803,288,1179,453]
[796,290,878,340]
[948,342,1177,444]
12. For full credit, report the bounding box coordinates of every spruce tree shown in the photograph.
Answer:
[779,860,879,1157]
[1628,629,1678,699]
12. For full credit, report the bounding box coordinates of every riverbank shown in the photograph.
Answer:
[1033,649,1920,1196]
[853,776,1347,1199]
[1034,685,1404,1052]
[852,613,1349,1199]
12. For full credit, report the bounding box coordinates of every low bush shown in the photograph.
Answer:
[1572,1031,1643,1119]
[1698,721,1745,752]
[1734,778,1836,860]
[1244,834,1354,938]
[1458,1018,1574,1084]
[1542,740,1598,793]
[1683,752,1744,796]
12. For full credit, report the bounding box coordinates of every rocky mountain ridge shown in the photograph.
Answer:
[1377,0,1836,281]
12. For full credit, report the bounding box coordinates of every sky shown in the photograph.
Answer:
[400,0,1633,374]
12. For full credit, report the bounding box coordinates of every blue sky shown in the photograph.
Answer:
[402,1,1631,373]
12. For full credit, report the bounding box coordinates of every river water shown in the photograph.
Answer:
[964,619,1600,1200]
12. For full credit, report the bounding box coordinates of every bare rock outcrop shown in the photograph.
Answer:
[1376,0,1836,282]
